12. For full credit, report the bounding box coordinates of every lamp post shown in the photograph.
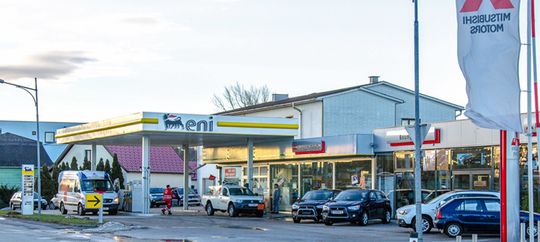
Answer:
[0,78,41,216]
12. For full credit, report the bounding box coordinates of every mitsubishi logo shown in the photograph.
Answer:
[461,0,514,12]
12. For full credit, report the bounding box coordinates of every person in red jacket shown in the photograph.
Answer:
[162,185,173,215]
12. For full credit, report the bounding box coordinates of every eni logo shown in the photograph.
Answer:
[163,114,214,132]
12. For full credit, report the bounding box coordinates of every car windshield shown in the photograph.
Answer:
[334,190,368,201]
[302,190,334,200]
[228,187,254,196]
[150,188,165,194]
[80,179,113,192]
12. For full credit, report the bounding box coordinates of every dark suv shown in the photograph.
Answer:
[322,189,391,226]
[291,189,340,223]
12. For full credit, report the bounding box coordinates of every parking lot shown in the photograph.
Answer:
[32,206,500,242]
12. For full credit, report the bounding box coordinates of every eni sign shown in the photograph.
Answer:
[163,113,214,132]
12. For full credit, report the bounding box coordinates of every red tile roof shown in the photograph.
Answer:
[104,145,197,174]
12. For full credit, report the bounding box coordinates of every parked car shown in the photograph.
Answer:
[49,196,60,210]
[291,189,340,223]
[56,170,119,215]
[201,184,265,217]
[434,196,540,237]
[322,189,391,226]
[172,188,201,207]
[150,188,165,207]
[388,189,450,211]
[9,192,48,210]
[396,190,499,233]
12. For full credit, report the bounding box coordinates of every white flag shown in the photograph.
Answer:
[457,0,522,132]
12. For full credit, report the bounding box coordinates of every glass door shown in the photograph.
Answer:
[452,170,491,190]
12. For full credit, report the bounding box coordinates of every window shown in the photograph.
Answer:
[484,200,500,212]
[451,147,492,169]
[44,132,55,143]
[369,192,377,200]
[222,188,228,196]
[376,191,385,200]
[455,199,483,211]
[401,118,416,126]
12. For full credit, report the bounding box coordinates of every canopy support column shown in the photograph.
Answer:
[247,138,254,190]
[142,136,151,214]
[183,144,190,210]
[91,143,97,171]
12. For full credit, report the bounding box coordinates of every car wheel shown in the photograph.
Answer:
[358,211,369,226]
[228,203,238,217]
[527,224,538,238]
[444,223,463,237]
[60,202,68,214]
[382,210,391,224]
[77,203,86,216]
[412,216,433,233]
[324,219,333,226]
[293,217,301,223]
[205,202,214,216]
[10,203,15,210]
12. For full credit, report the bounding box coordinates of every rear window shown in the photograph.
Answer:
[484,200,500,212]
[454,199,483,211]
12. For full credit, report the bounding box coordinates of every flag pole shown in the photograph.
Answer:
[500,130,507,242]
[527,0,535,236]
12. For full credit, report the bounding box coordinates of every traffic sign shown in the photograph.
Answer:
[85,193,102,209]
[405,124,431,146]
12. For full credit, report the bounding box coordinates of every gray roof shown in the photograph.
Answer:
[216,81,464,115]
[0,132,52,167]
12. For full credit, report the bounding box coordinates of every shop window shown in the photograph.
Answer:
[451,147,492,169]
[300,161,333,195]
[44,132,55,143]
[270,164,299,210]
[335,160,372,190]
[395,151,414,171]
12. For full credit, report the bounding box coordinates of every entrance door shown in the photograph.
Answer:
[452,170,491,190]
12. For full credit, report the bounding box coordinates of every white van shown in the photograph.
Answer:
[56,170,119,215]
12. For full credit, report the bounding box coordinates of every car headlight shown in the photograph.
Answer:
[398,208,411,215]
[323,205,329,211]
[347,205,361,211]
[316,205,324,209]
[292,204,299,210]
[114,197,119,204]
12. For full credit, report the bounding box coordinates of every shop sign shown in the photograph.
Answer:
[224,168,237,178]
[163,113,214,132]
[351,175,359,185]
[21,164,34,215]
[385,128,441,147]
[293,140,326,155]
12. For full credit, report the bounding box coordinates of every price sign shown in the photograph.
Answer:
[21,165,34,215]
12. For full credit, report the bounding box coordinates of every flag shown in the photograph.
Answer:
[457,0,522,132]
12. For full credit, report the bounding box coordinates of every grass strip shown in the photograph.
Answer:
[0,210,99,226]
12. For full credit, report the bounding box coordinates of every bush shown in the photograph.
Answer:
[0,185,18,208]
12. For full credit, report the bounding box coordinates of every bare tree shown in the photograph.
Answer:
[213,82,270,111]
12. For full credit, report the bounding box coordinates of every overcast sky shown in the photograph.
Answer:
[0,0,535,122]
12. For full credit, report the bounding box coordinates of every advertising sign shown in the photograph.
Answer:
[292,140,326,155]
[224,168,237,178]
[21,164,34,215]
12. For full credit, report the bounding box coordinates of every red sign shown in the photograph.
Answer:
[208,174,216,180]
[293,140,326,155]
[389,129,441,147]
[224,168,237,178]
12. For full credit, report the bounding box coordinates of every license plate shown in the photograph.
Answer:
[332,210,344,215]
[257,204,265,210]
[249,203,258,207]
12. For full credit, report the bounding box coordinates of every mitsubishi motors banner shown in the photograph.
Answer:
[456,0,522,132]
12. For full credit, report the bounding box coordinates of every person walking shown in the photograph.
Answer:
[162,185,173,215]
[272,184,281,214]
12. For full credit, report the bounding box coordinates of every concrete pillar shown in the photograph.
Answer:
[371,158,376,189]
[183,144,189,210]
[247,138,254,190]
[142,136,150,214]
[506,133,520,242]
[91,143,97,171]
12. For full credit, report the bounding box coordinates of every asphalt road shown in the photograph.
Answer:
[1,207,501,242]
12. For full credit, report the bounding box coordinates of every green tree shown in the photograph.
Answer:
[80,156,91,170]
[111,154,124,189]
[70,157,78,170]
[96,158,105,171]
[37,164,55,201]
[51,163,62,192]
[104,159,111,175]
[61,162,69,171]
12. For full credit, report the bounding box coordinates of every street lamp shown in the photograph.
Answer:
[0,78,42,216]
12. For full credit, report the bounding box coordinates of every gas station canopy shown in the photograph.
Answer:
[56,112,298,146]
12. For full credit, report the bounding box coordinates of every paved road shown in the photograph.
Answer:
[2,207,500,242]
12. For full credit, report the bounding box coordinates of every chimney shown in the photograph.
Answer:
[272,93,289,102]
[368,75,380,84]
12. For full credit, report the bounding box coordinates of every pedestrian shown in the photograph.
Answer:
[190,185,198,194]
[162,185,173,215]
[272,184,281,214]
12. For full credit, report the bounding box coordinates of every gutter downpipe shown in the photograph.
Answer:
[292,103,302,138]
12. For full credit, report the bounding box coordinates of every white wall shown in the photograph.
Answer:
[126,172,185,188]
[58,145,113,167]
[240,101,323,138]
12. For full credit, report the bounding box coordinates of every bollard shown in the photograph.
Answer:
[455,235,462,242]
[521,223,526,242]
[472,234,478,242]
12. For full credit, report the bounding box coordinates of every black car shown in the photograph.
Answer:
[150,188,165,207]
[322,189,391,226]
[291,189,340,223]
[435,196,540,237]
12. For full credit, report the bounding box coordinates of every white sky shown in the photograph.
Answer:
[0,0,536,122]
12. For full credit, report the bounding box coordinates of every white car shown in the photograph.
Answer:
[396,190,500,233]
[201,184,265,217]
